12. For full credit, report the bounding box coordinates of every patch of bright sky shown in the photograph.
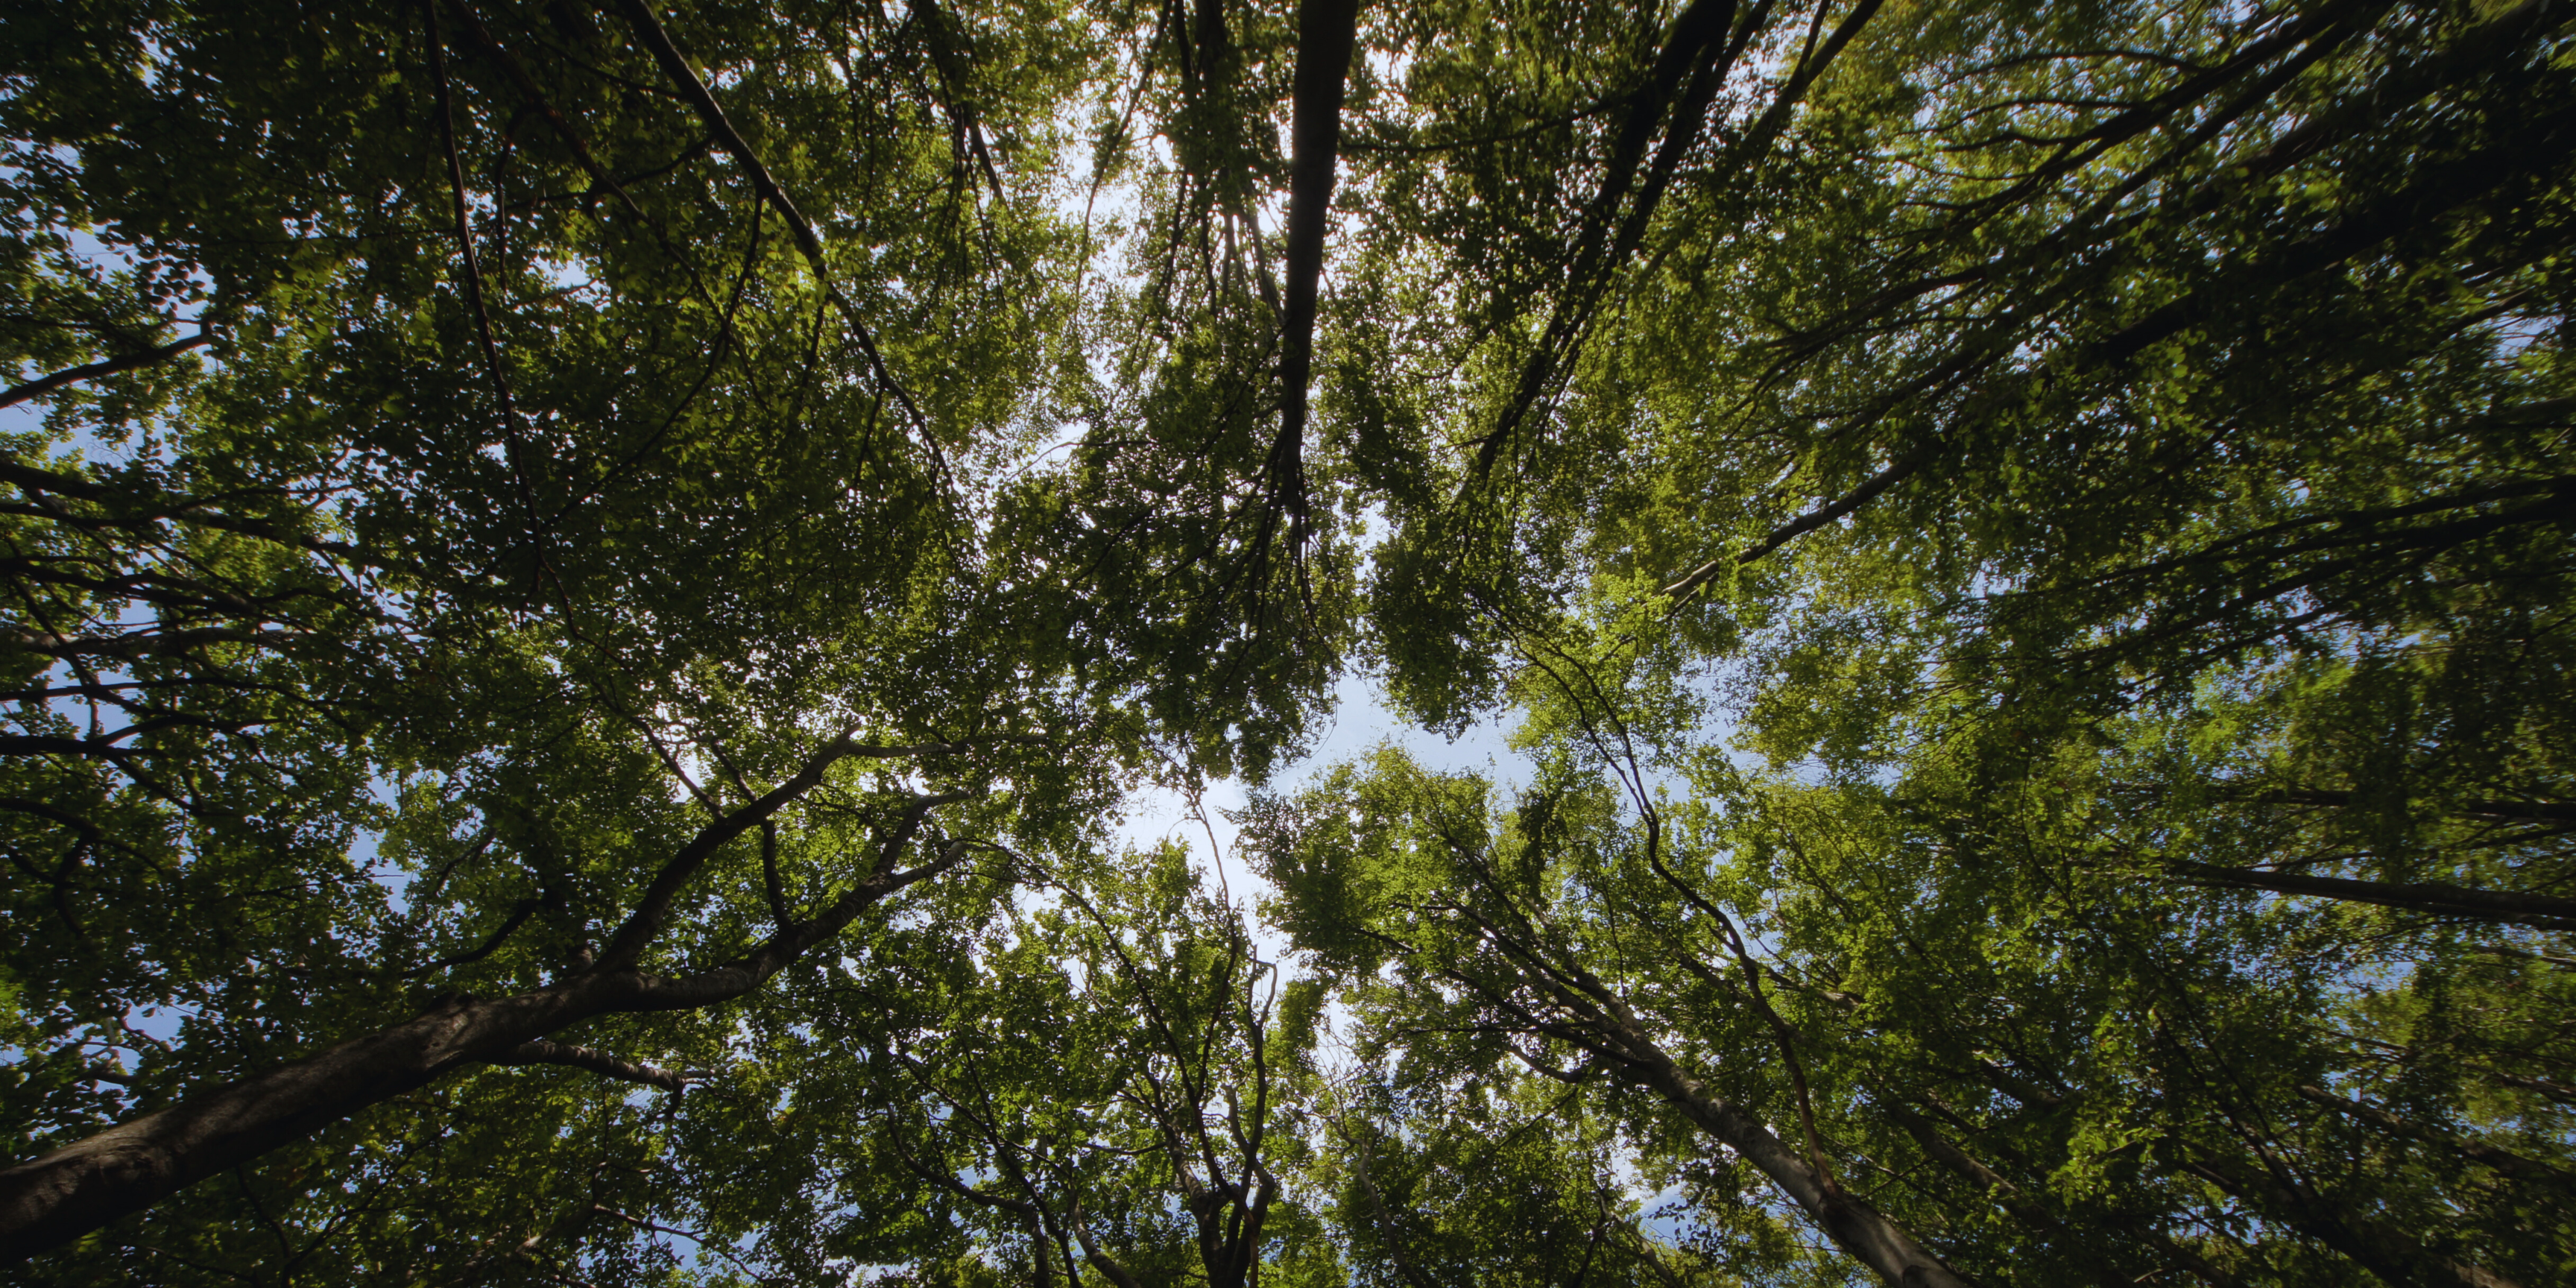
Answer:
[1108,666,1527,938]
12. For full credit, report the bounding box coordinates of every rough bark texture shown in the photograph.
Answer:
[0,976,616,1261]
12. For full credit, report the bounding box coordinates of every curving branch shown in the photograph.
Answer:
[607,0,924,430]
[1423,881,1976,1288]
[591,730,1030,970]
[406,897,543,977]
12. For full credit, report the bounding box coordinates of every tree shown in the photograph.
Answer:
[1246,747,1980,1287]
[10,0,2576,1282]
[824,844,1323,1288]
[1266,0,2576,1284]
[0,0,1227,1270]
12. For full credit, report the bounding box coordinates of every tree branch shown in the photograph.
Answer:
[2295,1084,2576,1184]
[423,0,534,515]
[491,1041,688,1092]
[0,332,213,412]
[2163,860,2576,931]
[607,0,924,429]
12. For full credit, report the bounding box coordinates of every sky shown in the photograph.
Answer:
[1107,666,1526,956]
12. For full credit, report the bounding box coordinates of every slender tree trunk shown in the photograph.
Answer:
[2165,860,2576,930]
[1264,0,1360,528]
[1622,1048,1979,1288]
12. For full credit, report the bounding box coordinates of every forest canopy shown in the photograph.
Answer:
[2,0,2572,1284]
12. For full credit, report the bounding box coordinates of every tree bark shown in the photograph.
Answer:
[0,973,619,1261]
[0,819,966,1262]
[2165,860,2576,931]
[1265,0,1361,531]
[1622,1049,1980,1288]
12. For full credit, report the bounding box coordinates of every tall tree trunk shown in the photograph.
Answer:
[1622,1049,1982,1288]
[1265,0,1361,532]
[1,974,628,1261]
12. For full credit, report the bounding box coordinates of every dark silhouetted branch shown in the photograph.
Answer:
[0,332,212,412]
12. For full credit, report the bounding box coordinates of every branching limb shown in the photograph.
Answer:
[491,1041,689,1092]
[407,897,543,976]
[607,0,924,429]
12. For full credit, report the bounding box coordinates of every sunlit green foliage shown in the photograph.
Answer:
[7,0,2574,1284]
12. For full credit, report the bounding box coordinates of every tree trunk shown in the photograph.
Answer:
[0,973,629,1260]
[2165,861,2576,931]
[1624,1049,1980,1288]
[1264,0,1361,529]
